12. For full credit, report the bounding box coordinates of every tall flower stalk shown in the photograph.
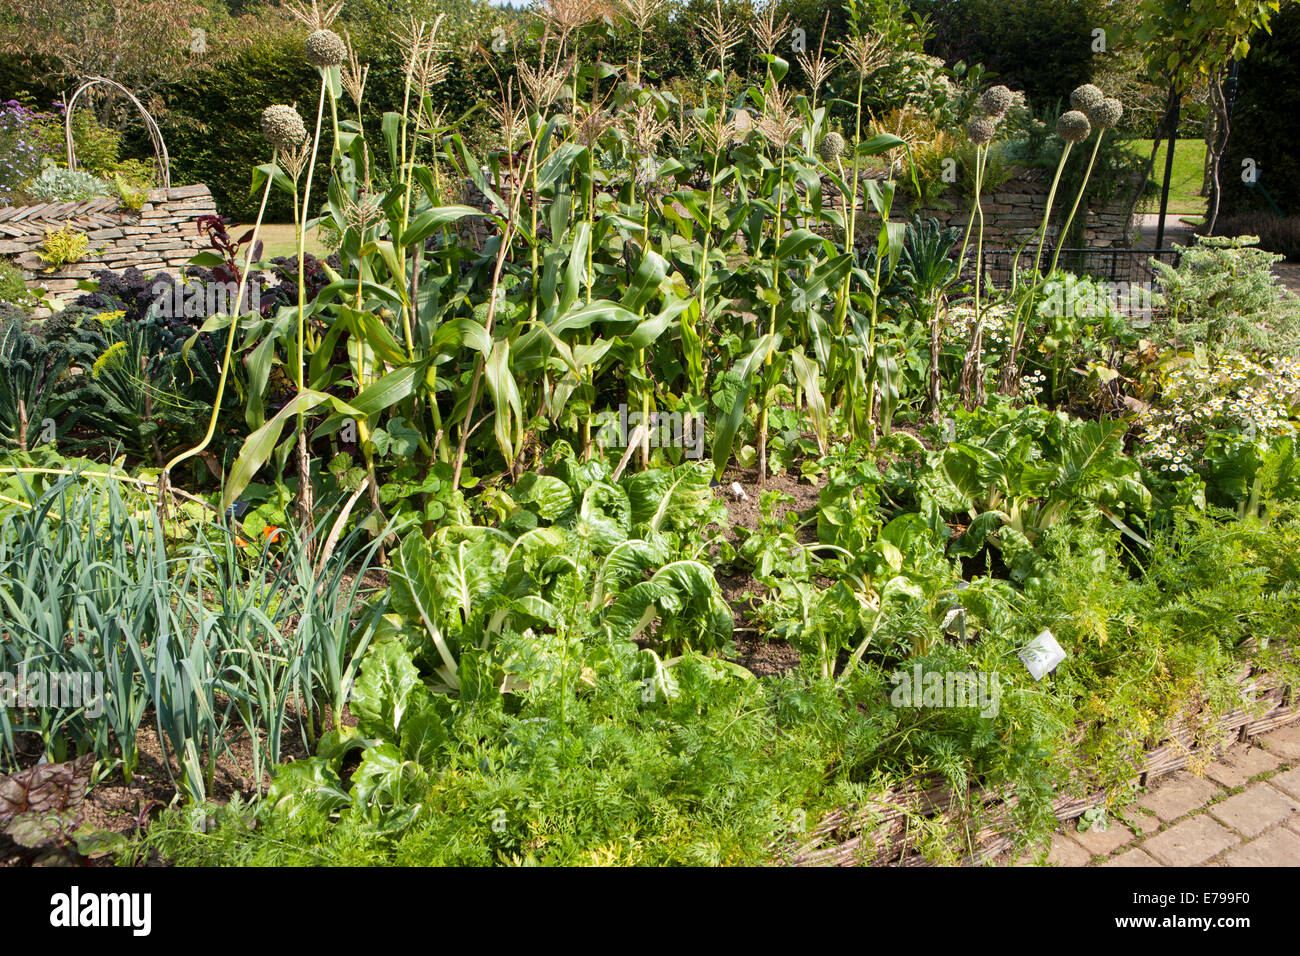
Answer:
[957,137,990,408]
[832,31,890,335]
[755,86,797,484]
[451,87,540,489]
[956,93,1007,408]
[1001,94,1097,394]
[158,106,304,514]
[1048,97,1124,277]
[291,26,346,533]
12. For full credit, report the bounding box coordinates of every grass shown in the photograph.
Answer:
[1127,137,1208,217]
[233,222,330,259]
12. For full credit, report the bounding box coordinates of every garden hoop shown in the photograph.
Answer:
[64,76,171,189]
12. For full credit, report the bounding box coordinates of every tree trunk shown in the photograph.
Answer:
[1204,73,1230,236]
[1123,86,1181,245]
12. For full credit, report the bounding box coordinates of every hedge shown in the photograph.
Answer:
[1220,1,1300,221]
[2,0,1119,221]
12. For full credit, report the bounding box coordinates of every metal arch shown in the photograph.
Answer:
[64,76,171,190]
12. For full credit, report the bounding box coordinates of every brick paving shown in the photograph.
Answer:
[1007,723,1300,867]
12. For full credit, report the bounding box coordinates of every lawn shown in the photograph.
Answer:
[1127,136,1208,217]
[233,221,330,259]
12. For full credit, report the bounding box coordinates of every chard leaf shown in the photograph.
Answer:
[350,640,423,743]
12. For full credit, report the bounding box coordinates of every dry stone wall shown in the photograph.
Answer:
[0,185,217,296]
[908,167,1138,250]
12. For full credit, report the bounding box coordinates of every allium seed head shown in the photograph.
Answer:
[261,104,307,150]
[1069,83,1104,111]
[979,85,1014,117]
[1087,97,1124,130]
[1057,110,1092,143]
[817,131,846,162]
[966,114,997,145]
[305,29,347,67]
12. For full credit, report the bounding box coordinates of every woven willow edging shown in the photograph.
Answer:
[774,665,1297,867]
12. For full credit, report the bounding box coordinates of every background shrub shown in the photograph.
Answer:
[912,0,1100,108]
[0,260,35,308]
[0,101,47,206]
[25,165,114,203]
[1219,1,1300,222]
[1214,213,1300,262]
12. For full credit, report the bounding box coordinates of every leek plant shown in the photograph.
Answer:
[0,471,386,802]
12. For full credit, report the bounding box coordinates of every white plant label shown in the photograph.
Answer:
[1019,630,1066,680]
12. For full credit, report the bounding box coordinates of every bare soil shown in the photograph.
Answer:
[711,464,827,677]
[0,567,388,865]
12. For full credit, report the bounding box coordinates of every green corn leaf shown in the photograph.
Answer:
[223,390,361,510]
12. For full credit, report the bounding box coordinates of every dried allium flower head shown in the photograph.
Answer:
[817,131,847,162]
[757,87,798,149]
[979,85,1014,117]
[305,29,347,67]
[261,104,307,150]
[842,33,891,78]
[966,114,997,145]
[1087,97,1124,130]
[1069,83,1104,112]
[1057,109,1092,143]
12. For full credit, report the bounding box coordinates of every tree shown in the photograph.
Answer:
[0,0,253,124]
[1219,1,1300,219]
[914,0,1100,109]
[1134,0,1288,235]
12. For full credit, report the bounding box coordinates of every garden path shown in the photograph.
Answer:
[1011,722,1300,866]
[1133,213,1300,295]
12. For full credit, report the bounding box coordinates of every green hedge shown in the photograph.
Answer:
[911,0,1099,108]
[2,0,1120,221]
[1220,2,1300,221]
[142,31,503,222]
